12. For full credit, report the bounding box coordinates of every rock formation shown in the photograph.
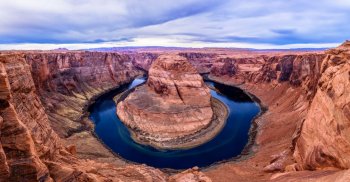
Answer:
[24,52,142,138]
[292,41,350,170]
[178,52,217,74]
[205,44,350,181]
[0,52,168,181]
[117,54,228,149]
[0,42,349,181]
[211,57,238,77]
[169,167,212,182]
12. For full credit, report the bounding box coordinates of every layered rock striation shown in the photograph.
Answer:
[0,52,168,182]
[24,52,142,138]
[0,42,349,181]
[204,44,350,181]
[117,54,227,149]
[292,41,350,170]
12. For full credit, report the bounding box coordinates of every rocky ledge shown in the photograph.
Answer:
[116,54,228,149]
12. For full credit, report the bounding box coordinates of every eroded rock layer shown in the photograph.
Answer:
[0,41,349,181]
[117,54,216,148]
[293,41,350,170]
[0,52,168,182]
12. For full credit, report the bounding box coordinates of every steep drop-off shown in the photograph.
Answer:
[24,52,142,137]
[293,42,350,170]
[0,52,169,182]
[0,42,349,181]
[205,44,350,181]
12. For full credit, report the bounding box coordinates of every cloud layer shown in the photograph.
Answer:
[0,0,349,49]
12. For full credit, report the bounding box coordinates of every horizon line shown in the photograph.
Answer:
[0,41,341,51]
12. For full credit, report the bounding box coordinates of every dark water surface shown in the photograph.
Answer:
[89,78,260,169]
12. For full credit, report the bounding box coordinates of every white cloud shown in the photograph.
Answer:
[0,0,348,49]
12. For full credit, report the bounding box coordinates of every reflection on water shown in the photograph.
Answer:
[89,77,260,169]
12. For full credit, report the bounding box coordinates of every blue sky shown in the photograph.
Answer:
[0,0,349,49]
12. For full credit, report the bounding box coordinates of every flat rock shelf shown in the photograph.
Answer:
[88,77,260,169]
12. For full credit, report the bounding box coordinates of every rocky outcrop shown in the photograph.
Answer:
[211,58,238,77]
[169,167,212,182]
[179,52,217,74]
[128,52,159,71]
[117,54,222,149]
[292,41,350,170]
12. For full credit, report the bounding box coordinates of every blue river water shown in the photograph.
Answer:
[88,78,260,169]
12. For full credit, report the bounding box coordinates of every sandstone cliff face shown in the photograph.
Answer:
[179,52,217,74]
[128,52,159,71]
[128,52,219,74]
[2,54,62,157]
[117,54,213,147]
[24,52,142,138]
[232,54,325,88]
[0,60,53,181]
[205,46,350,181]
[293,42,350,170]
[0,44,348,181]
[210,57,238,77]
[0,52,169,181]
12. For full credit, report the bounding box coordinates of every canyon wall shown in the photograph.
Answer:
[293,42,350,170]
[204,44,350,181]
[0,52,169,181]
[0,42,349,181]
[128,52,159,71]
[24,52,142,138]
[0,55,60,181]
[178,52,217,74]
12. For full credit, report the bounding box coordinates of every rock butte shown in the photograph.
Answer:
[0,41,348,181]
[117,54,227,149]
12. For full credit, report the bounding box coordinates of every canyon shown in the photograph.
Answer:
[0,41,349,181]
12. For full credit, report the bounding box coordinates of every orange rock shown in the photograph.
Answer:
[169,167,212,182]
[0,43,349,181]
[293,41,350,170]
[117,54,213,148]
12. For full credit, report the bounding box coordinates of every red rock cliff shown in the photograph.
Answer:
[293,41,350,170]
[0,52,168,181]
[24,52,142,137]
[0,45,349,181]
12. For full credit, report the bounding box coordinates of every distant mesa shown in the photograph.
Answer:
[52,48,69,51]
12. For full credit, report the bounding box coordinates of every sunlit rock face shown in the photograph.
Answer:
[1,43,349,181]
[0,53,165,182]
[117,54,213,146]
[293,41,350,170]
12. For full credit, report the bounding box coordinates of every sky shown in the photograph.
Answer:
[0,0,349,50]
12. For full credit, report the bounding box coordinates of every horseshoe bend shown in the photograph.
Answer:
[0,41,349,181]
[116,54,228,149]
